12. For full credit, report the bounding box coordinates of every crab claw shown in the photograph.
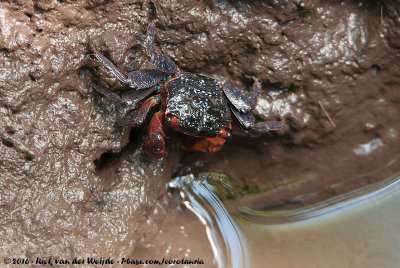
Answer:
[143,132,166,158]
[142,111,166,158]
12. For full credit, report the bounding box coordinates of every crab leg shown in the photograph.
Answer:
[252,121,284,132]
[93,48,129,84]
[143,111,166,158]
[248,81,261,110]
[93,84,123,103]
[230,104,283,134]
[120,86,157,103]
[229,104,255,128]
[94,48,165,89]
[126,69,165,89]
[146,23,178,74]
[117,95,160,127]
[222,81,261,113]
[94,83,157,109]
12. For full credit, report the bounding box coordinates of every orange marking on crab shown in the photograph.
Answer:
[168,116,179,129]
[218,128,230,138]
[183,136,226,153]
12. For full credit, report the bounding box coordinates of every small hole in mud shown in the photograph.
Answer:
[0,48,10,55]
[29,74,37,81]
[36,28,43,33]
[6,127,15,135]
[78,66,91,79]
[94,151,116,170]
[34,5,46,14]
[93,128,143,171]
[371,64,381,72]
[26,155,34,161]
[102,51,111,59]
[148,1,156,21]
[2,139,13,147]
[25,13,32,18]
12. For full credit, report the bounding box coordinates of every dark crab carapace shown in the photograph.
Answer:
[93,23,283,158]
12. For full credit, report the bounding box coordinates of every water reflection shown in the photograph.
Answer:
[169,173,246,268]
[169,172,400,268]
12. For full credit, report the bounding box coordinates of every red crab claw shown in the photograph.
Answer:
[142,111,166,158]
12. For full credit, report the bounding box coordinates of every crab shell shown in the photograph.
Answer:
[162,73,232,138]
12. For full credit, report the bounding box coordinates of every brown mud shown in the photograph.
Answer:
[0,0,399,267]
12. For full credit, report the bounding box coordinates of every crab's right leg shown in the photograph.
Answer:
[230,104,283,135]
[93,84,123,103]
[120,86,156,103]
[93,83,157,109]
[146,23,178,74]
[126,69,165,89]
[93,48,129,84]
[94,49,165,89]
[142,111,166,158]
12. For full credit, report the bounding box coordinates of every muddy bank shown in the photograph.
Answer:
[0,0,400,266]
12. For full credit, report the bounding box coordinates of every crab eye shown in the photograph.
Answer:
[156,85,161,91]
[163,76,167,81]
[155,96,160,103]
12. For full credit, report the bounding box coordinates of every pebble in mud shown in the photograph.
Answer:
[0,0,399,267]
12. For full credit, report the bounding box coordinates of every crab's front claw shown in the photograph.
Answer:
[142,111,166,158]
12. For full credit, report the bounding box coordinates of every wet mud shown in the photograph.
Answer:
[0,0,399,266]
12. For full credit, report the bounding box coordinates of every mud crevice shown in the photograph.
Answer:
[93,128,143,171]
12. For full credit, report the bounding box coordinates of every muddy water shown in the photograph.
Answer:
[171,171,400,268]
[0,0,399,267]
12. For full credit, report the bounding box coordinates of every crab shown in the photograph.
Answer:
[92,23,283,158]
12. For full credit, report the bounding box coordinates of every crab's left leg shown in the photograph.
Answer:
[222,81,261,113]
[146,23,178,74]
[143,111,166,158]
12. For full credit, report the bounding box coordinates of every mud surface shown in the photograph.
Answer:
[0,0,399,266]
